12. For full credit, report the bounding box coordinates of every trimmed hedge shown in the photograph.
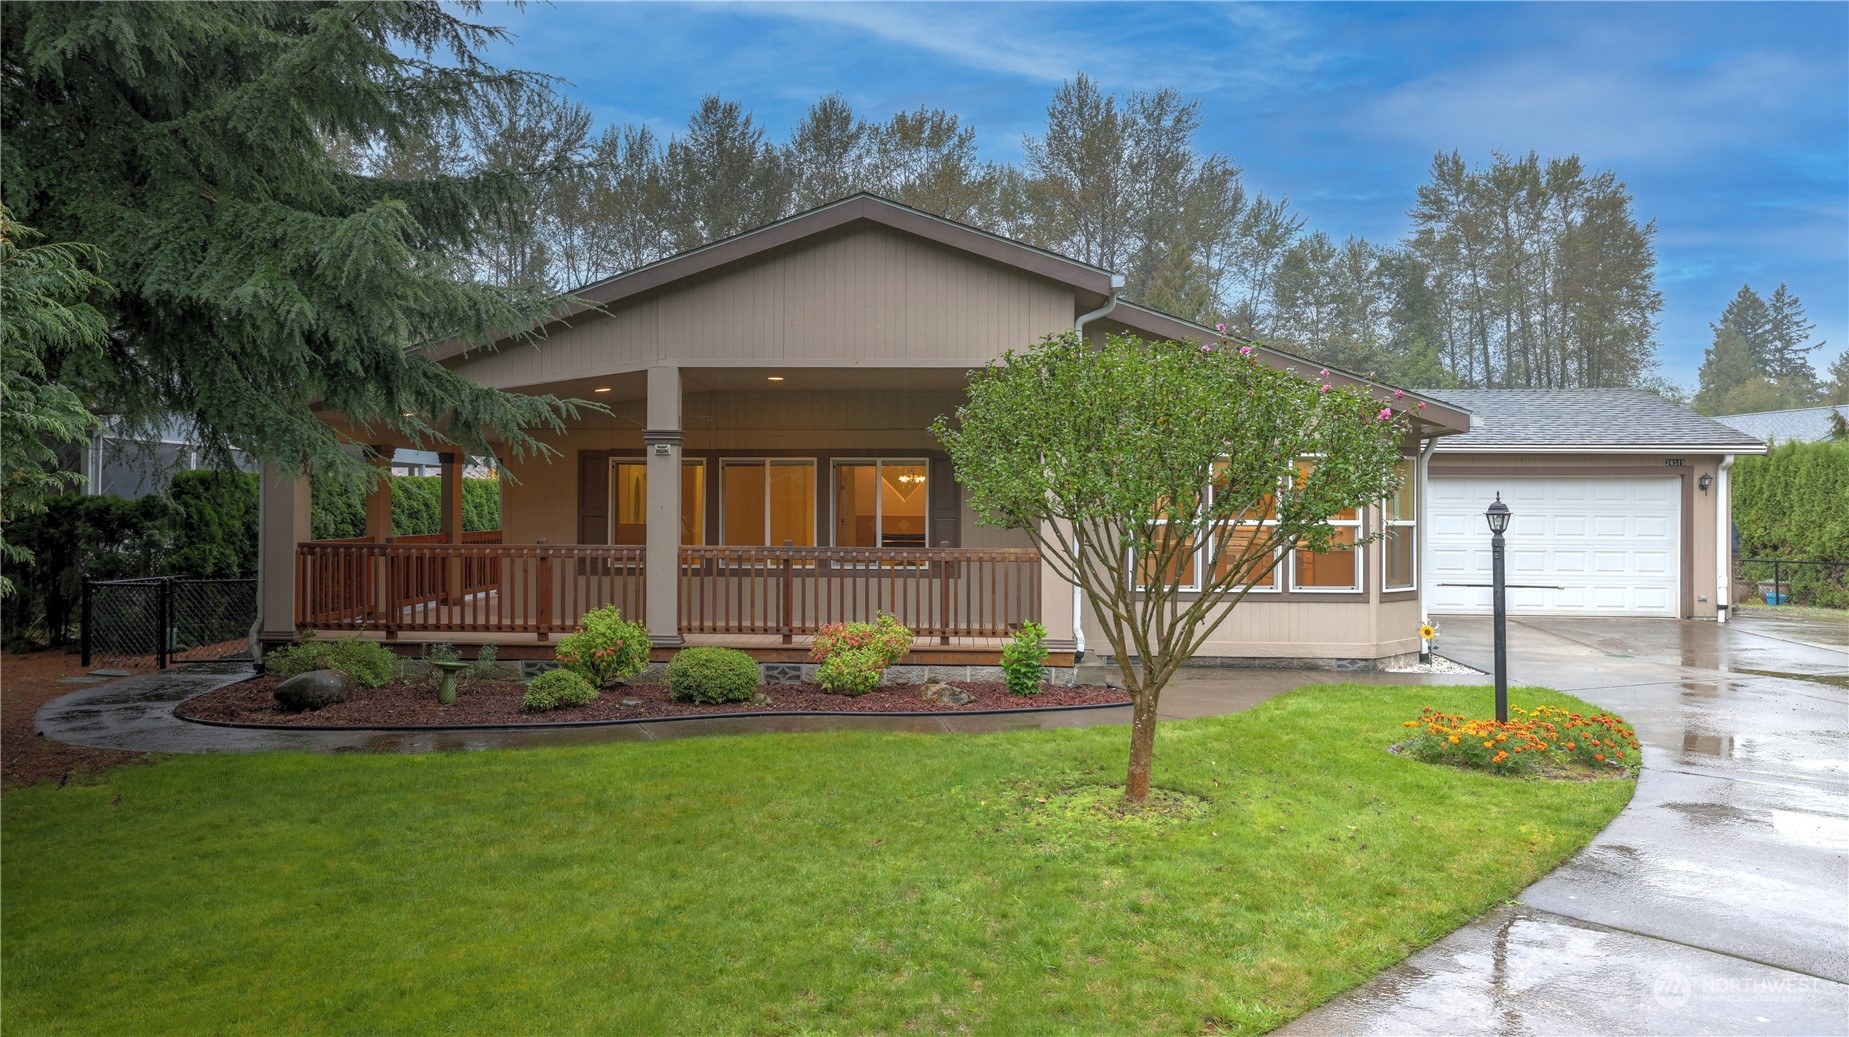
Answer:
[311,474,501,540]
[2,469,502,647]
[667,647,760,704]
[1733,440,1849,608]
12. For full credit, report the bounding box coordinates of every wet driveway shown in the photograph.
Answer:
[1281,611,1849,1036]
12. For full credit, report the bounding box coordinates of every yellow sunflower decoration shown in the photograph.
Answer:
[1418,624,1437,641]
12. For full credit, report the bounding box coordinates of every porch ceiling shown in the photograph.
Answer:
[517,366,974,404]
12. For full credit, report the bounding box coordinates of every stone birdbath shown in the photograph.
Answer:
[431,659,470,706]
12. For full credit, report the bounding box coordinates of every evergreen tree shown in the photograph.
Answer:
[0,210,108,596]
[1826,350,1849,406]
[1,1,585,480]
[1763,282,1823,386]
[1693,327,1760,414]
[1714,285,1774,371]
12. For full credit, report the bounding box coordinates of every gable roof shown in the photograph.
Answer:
[1105,302,1475,436]
[427,194,1117,363]
[1427,389,1767,453]
[1710,404,1848,444]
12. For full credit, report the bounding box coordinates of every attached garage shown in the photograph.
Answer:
[1422,390,1765,621]
[1427,474,1681,616]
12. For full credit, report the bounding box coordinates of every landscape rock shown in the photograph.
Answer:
[273,669,358,712]
[920,681,975,707]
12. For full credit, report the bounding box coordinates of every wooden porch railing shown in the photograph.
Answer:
[678,545,1041,644]
[296,539,643,639]
[296,540,1041,643]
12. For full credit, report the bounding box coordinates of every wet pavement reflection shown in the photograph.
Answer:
[1284,612,1849,1035]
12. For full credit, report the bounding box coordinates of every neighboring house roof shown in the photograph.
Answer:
[1710,404,1848,444]
[1426,389,1768,454]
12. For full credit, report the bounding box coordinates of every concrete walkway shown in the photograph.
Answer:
[1281,611,1849,1036]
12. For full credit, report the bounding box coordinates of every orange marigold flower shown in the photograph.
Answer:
[1595,753,1605,761]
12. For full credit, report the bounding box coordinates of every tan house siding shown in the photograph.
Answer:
[445,226,1076,392]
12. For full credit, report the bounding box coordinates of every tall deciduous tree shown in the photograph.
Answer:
[464,81,594,291]
[663,96,791,251]
[869,106,999,226]
[1,1,586,479]
[1405,151,1661,389]
[934,332,1408,804]
[786,94,874,211]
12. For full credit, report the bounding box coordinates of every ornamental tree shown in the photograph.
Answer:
[934,331,1412,804]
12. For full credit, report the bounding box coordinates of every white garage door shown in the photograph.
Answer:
[1426,476,1681,617]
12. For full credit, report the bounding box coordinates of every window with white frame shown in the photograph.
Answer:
[1134,462,1281,593]
[1204,461,1280,591]
[1383,457,1416,590]
[831,459,927,548]
[719,459,816,546]
[1290,459,1362,591]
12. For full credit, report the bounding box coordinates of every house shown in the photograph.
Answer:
[1421,389,1766,620]
[254,194,1480,676]
[1710,404,1848,445]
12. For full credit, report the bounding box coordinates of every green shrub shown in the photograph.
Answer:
[523,668,598,712]
[311,472,501,541]
[811,613,913,696]
[264,636,399,689]
[667,647,760,704]
[556,606,651,687]
[1000,621,1049,696]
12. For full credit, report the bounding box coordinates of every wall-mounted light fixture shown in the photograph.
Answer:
[1698,473,1713,494]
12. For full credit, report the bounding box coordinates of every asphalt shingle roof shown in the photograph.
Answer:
[1426,389,1766,451]
[1710,405,1848,445]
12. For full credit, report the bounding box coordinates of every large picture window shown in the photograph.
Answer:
[1384,457,1416,590]
[609,459,705,545]
[832,460,927,548]
[1290,459,1361,591]
[720,459,816,546]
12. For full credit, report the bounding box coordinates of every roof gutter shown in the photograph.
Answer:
[1068,274,1125,658]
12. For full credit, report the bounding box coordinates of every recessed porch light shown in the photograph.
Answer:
[593,386,613,393]
[767,375,784,382]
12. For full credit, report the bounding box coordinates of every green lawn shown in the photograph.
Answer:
[2,683,1632,1035]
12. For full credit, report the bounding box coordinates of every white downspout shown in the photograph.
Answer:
[1417,434,1439,630]
[1716,455,1734,623]
[1069,274,1125,657]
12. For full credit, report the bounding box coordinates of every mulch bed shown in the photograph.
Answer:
[176,675,1131,728]
[2,648,148,792]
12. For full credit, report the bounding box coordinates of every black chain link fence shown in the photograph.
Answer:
[83,576,256,670]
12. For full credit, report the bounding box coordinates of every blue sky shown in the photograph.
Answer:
[472,1,1848,390]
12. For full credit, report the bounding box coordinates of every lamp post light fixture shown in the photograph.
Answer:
[1484,493,1512,723]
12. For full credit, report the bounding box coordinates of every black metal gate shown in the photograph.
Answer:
[82,576,257,669]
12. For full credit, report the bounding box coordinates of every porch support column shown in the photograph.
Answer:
[1038,519,1078,657]
[257,463,312,644]
[439,451,466,604]
[644,365,683,645]
[364,447,394,542]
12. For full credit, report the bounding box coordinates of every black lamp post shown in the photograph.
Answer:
[1485,493,1512,722]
